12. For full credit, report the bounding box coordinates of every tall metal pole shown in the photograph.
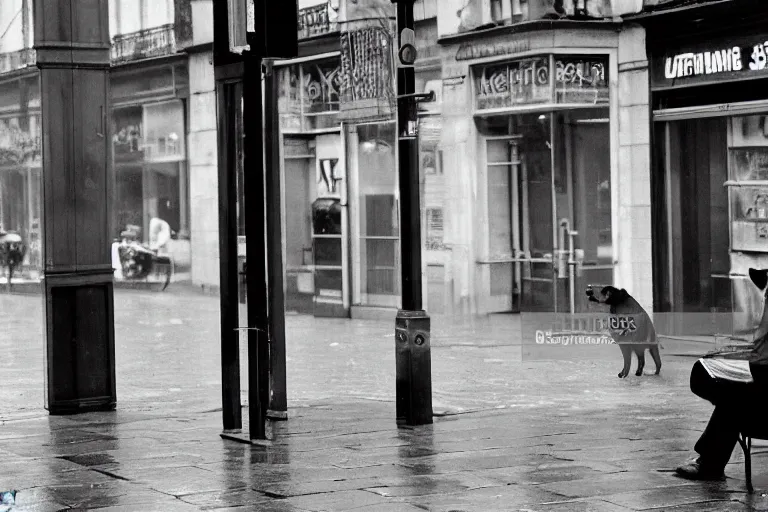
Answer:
[243,51,270,441]
[393,0,433,427]
[213,0,243,434]
[264,61,288,420]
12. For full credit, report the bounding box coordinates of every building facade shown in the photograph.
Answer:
[434,0,652,316]
[636,0,768,333]
[0,0,220,290]
[267,0,653,319]
[271,0,443,319]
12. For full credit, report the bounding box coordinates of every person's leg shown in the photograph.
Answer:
[678,360,750,479]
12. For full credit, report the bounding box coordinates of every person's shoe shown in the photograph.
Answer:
[675,457,725,481]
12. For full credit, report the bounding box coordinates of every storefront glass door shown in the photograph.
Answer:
[352,122,401,309]
[283,133,348,318]
[481,108,613,313]
[653,117,731,315]
[553,110,613,313]
[482,113,557,313]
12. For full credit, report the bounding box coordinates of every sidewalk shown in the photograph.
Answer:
[0,290,764,510]
[0,387,764,512]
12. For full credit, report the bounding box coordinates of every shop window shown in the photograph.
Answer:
[655,117,730,313]
[0,0,32,53]
[729,115,768,252]
[490,0,522,23]
[112,100,189,241]
[0,112,42,275]
[277,59,341,133]
[110,0,174,37]
[356,122,400,306]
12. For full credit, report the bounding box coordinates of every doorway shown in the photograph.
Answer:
[283,133,349,318]
[480,108,613,314]
[556,113,613,313]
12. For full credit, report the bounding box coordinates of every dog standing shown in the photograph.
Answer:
[587,286,662,378]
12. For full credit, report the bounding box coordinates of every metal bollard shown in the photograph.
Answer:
[395,309,433,426]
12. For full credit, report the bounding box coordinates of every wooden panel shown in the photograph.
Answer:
[49,286,76,402]
[41,69,76,271]
[33,0,72,46]
[73,69,110,269]
[48,281,115,406]
[71,0,109,46]
[73,285,112,399]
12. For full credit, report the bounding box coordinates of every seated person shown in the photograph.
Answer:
[676,268,768,480]
[148,217,172,253]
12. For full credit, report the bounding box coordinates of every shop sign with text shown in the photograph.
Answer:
[652,34,768,89]
[475,55,609,111]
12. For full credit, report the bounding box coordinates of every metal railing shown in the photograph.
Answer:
[111,24,176,64]
[297,3,338,39]
[0,48,36,75]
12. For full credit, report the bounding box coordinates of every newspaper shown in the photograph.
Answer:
[699,358,754,384]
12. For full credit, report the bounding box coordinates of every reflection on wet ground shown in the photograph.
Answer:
[0,290,764,510]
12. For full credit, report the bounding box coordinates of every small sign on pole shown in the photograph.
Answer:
[227,0,249,54]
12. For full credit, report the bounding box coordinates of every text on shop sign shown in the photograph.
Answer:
[654,35,768,88]
[475,55,608,110]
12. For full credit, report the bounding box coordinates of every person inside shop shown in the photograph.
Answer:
[676,268,768,481]
[148,216,172,254]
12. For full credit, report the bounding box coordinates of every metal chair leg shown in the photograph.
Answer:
[739,434,753,493]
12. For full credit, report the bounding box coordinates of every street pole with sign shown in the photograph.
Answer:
[216,0,297,442]
[391,0,433,427]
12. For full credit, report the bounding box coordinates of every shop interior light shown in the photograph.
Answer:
[360,139,392,154]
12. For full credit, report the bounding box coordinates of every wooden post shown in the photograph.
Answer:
[34,0,116,414]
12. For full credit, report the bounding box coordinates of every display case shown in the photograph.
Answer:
[729,115,768,252]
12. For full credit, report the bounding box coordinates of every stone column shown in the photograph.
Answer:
[616,24,653,312]
[187,0,219,292]
[188,51,220,291]
[34,0,116,414]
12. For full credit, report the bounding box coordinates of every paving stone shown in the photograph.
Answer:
[539,471,696,498]
[599,483,744,510]
[284,489,392,511]
[178,487,272,508]
[520,498,637,511]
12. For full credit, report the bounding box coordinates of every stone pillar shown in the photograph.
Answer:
[34,0,116,414]
[616,24,653,312]
[440,55,476,317]
[189,0,219,292]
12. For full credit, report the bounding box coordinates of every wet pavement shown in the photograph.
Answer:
[0,289,766,510]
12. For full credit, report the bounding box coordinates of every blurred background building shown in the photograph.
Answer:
[21,0,767,328]
[270,0,652,321]
[0,0,218,288]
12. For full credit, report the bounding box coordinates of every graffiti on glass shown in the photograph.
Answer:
[303,63,343,110]
[339,26,394,103]
[317,158,342,197]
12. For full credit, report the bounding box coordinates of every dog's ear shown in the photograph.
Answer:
[750,268,768,292]
[618,288,629,301]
